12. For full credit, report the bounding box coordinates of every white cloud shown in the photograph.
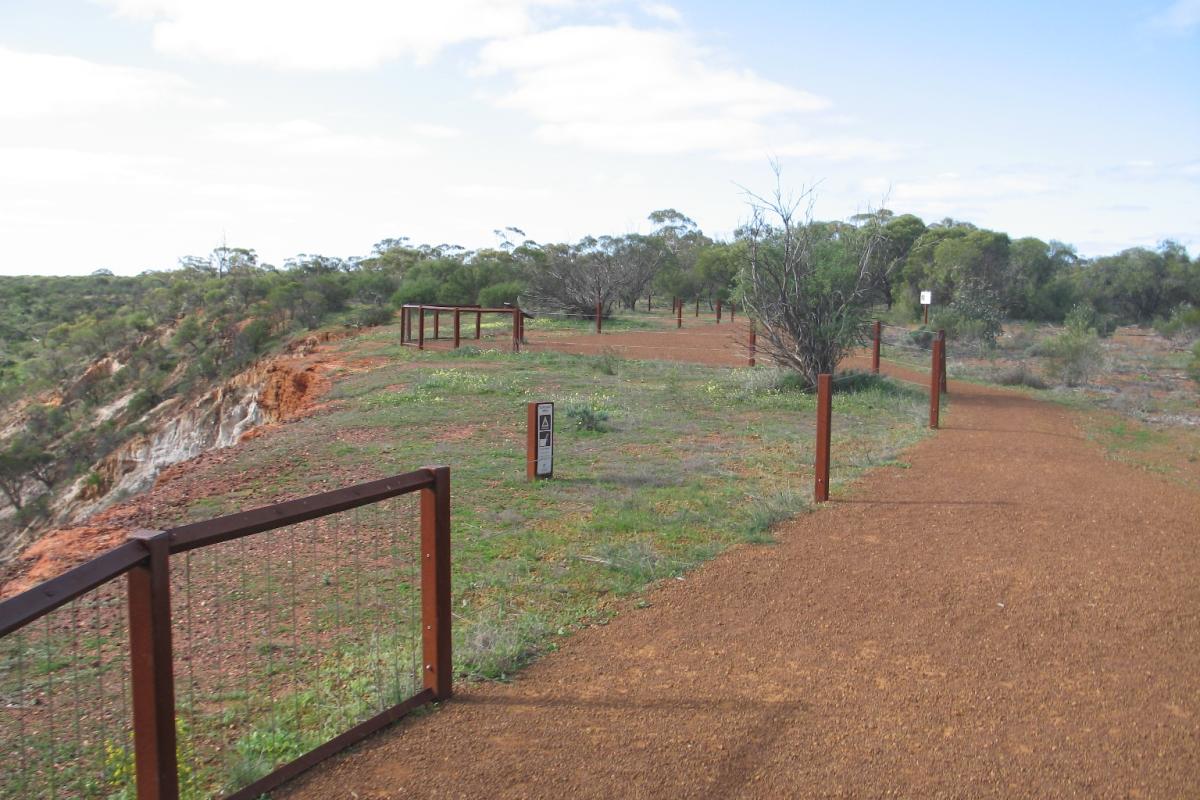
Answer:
[876,171,1054,205]
[209,120,423,158]
[0,46,204,119]
[409,123,463,140]
[96,0,570,70]
[475,25,828,154]
[723,137,903,162]
[640,3,682,24]
[444,183,552,200]
[1149,0,1200,33]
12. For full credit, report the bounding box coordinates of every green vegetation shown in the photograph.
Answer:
[1039,305,1106,387]
[162,342,932,691]
[2,204,1197,533]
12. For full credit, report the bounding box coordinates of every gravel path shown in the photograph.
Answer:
[283,327,1200,799]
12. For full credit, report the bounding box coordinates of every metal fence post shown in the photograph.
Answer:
[418,306,425,350]
[400,306,408,345]
[453,309,461,349]
[127,529,179,800]
[814,374,832,502]
[420,466,452,701]
[938,329,948,395]
[930,339,942,429]
[433,309,440,340]
[872,321,881,374]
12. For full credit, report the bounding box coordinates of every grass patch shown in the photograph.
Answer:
[98,325,933,795]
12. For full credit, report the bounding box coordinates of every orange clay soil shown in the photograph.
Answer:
[282,325,1200,799]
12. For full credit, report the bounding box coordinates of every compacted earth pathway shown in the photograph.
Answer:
[284,342,1200,798]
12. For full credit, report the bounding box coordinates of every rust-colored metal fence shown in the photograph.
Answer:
[400,304,522,352]
[0,467,451,800]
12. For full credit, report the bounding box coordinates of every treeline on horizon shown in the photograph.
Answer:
[0,207,1197,520]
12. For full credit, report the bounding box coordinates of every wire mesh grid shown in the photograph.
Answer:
[0,579,134,799]
[168,493,424,798]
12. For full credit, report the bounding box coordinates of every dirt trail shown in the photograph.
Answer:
[282,335,1200,799]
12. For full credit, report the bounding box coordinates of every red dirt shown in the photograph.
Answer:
[0,341,342,598]
[281,325,1200,799]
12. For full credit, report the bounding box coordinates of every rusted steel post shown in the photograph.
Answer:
[433,309,440,340]
[749,322,756,367]
[930,339,942,429]
[453,309,461,349]
[511,308,520,353]
[676,298,682,328]
[938,329,948,395]
[420,466,452,701]
[872,321,881,374]
[418,306,425,350]
[595,299,602,335]
[924,304,929,326]
[127,529,179,800]
[716,298,722,323]
[400,306,408,344]
[814,374,832,502]
[475,309,481,339]
[518,309,525,344]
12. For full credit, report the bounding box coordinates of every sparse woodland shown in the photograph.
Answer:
[0,206,1198,529]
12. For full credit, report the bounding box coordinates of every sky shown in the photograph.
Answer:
[0,0,1197,276]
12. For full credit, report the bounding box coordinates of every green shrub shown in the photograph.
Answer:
[1064,303,1117,338]
[936,278,1003,346]
[351,304,393,328]
[126,388,160,418]
[563,400,611,431]
[1155,304,1200,341]
[592,348,622,376]
[478,281,525,308]
[1042,311,1104,387]
[908,328,935,349]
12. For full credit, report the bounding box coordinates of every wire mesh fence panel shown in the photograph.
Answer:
[0,578,134,800]
[167,494,424,798]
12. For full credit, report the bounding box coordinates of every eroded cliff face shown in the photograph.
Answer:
[0,335,335,567]
[65,358,327,522]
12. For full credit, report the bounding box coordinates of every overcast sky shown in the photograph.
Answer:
[1,0,1197,275]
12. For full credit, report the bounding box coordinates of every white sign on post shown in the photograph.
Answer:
[920,290,932,305]
[535,403,553,477]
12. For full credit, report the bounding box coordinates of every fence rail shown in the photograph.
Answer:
[0,466,452,800]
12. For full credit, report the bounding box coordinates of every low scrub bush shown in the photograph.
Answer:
[991,364,1049,389]
[1042,307,1105,387]
[562,399,611,431]
[592,348,622,376]
[457,606,549,681]
[351,304,393,328]
[908,327,936,349]
[1155,304,1200,342]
